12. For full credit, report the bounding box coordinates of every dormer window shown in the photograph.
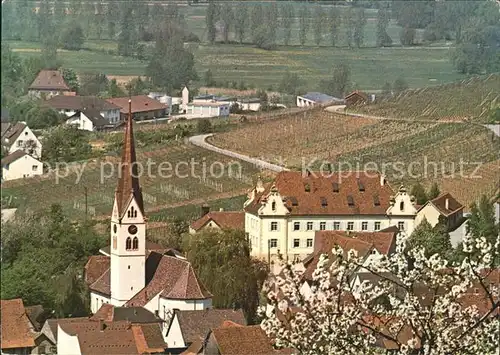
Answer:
[126,237,132,250]
[347,195,355,207]
[373,195,380,206]
[400,201,404,211]
[271,201,276,211]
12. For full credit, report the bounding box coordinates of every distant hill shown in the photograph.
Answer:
[354,74,500,122]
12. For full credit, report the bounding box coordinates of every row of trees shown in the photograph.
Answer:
[206,1,369,49]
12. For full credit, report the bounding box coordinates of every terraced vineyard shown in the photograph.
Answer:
[2,143,260,220]
[354,74,500,121]
[210,109,499,207]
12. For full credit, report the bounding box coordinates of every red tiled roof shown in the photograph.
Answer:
[58,318,166,354]
[212,325,278,355]
[1,122,27,148]
[344,90,368,101]
[106,95,167,114]
[126,252,212,306]
[29,70,70,91]
[190,211,245,232]
[428,192,464,216]
[92,303,114,321]
[87,252,212,303]
[174,309,246,345]
[302,230,397,282]
[45,95,120,111]
[1,149,29,165]
[84,255,110,285]
[245,171,394,216]
[0,299,36,349]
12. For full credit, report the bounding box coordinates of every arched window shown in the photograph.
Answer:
[132,237,139,250]
[399,201,404,211]
[128,206,137,218]
[126,237,132,250]
[271,201,276,211]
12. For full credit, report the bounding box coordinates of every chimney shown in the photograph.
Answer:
[201,204,210,217]
[380,174,386,186]
[445,198,449,210]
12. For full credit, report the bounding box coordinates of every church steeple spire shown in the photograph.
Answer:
[115,99,144,219]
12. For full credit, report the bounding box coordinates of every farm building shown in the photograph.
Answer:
[28,70,74,99]
[186,102,230,118]
[345,91,369,107]
[106,95,168,121]
[238,98,261,111]
[1,150,43,181]
[45,95,121,125]
[296,92,343,107]
[148,92,173,115]
[66,109,112,132]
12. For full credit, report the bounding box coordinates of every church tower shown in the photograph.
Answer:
[110,100,146,306]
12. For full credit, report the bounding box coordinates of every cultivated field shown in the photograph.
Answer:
[5,40,464,91]
[354,74,500,121]
[209,109,499,207]
[2,143,260,220]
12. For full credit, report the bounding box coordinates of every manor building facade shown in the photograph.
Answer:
[244,172,418,262]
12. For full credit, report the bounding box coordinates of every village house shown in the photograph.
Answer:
[0,299,37,355]
[45,95,121,125]
[296,92,343,107]
[28,70,74,99]
[165,309,246,351]
[1,150,43,181]
[415,192,465,231]
[66,109,112,132]
[244,172,418,263]
[238,98,262,112]
[84,101,213,336]
[189,206,245,234]
[186,102,230,118]
[106,95,168,121]
[344,91,369,107]
[1,122,42,159]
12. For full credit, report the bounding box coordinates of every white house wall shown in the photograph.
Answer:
[66,114,94,132]
[89,292,111,314]
[415,204,441,228]
[8,126,42,159]
[57,325,82,355]
[2,155,43,181]
[164,315,186,349]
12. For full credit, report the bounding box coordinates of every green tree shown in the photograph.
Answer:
[408,217,452,259]
[344,6,354,48]
[105,79,125,98]
[107,0,119,39]
[298,5,310,46]
[328,7,341,47]
[1,206,106,316]
[10,100,64,129]
[280,3,294,46]
[146,24,198,92]
[234,3,248,44]
[79,72,109,96]
[400,26,416,46]
[266,3,279,48]
[1,44,25,104]
[428,182,440,200]
[353,8,367,48]
[410,182,428,205]
[252,25,275,51]
[376,6,392,47]
[206,0,218,44]
[62,68,79,92]
[39,0,58,68]
[320,63,351,97]
[125,77,150,96]
[313,5,326,46]
[278,71,303,95]
[183,229,268,323]
[42,125,93,163]
[467,195,499,246]
[196,118,213,134]
[204,69,216,87]
[118,4,138,57]
[220,3,234,44]
[393,77,408,93]
[60,22,85,51]
[250,4,263,36]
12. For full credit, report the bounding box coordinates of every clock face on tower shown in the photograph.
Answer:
[128,225,138,235]
[112,236,117,250]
